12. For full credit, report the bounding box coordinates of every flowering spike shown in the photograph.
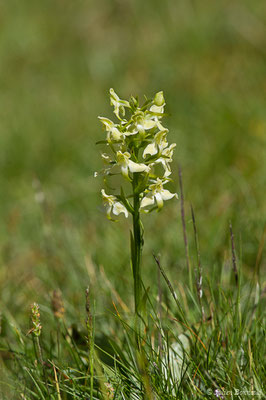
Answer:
[30,303,42,337]
[96,89,178,217]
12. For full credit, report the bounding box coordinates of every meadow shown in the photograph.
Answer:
[0,0,265,398]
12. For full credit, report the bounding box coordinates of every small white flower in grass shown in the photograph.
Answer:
[98,117,124,142]
[101,189,128,219]
[109,88,130,119]
[214,389,224,399]
[140,178,178,210]
[162,334,190,392]
[116,151,150,180]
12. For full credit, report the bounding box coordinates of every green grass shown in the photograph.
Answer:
[0,0,265,398]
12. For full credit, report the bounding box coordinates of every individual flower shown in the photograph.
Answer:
[98,117,124,142]
[154,143,176,177]
[116,151,150,180]
[101,189,128,219]
[140,178,178,210]
[143,130,169,158]
[109,88,130,119]
[133,111,157,133]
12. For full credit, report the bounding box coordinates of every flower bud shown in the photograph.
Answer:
[154,91,165,107]
[129,95,138,110]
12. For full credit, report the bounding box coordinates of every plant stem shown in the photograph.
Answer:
[132,173,142,342]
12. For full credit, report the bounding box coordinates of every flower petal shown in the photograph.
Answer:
[106,205,112,219]
[109,88,130,119]
[142,119,157,130]
[101,189,115,205]
[140,196,155,209]
[98,116,114,130]
[143,142,157,158]
[160,189,178,201]
[155,192,164,209]
[150,104,164,114]
[155,158,172,177]
[111,127,123,141]
[121,165,129,179]
[113,202,129,218]
[128,160,150,173]
[124,126,138,136]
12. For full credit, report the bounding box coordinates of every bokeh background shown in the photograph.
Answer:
[0,0,265,327]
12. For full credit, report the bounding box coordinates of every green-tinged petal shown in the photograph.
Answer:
[155,142,176,176]
[140,196,155,209]
[156,121,168,132]
[154,158,171,177]
[111,127,123,140]
[164,167,172,177]
[109,88,130,119]
[98,116,114,130]
[160,189,178,201]
[155,192,164,209]
[143,142,157,158]
[101,189,115,205]
[121,165,129,179]
[142,118,157,130]
[113,202,129,218]
[124,127,138,136]
[106,205,112,219]
[128,160,150,173]
[150,104,164,114]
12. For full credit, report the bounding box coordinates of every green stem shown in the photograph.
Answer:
[132,173,142,342]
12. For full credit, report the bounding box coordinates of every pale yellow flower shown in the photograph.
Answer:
[143,130,169,158]
[116,151,150,179]
[140,178,178,210]
[155,143,176,177]
[101,189,128,219]
[109,88,130,119]
[98,117,124,142]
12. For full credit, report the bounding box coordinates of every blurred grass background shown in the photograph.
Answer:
[0,0,265,329]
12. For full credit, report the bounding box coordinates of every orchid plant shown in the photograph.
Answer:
[96,88,178,342]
